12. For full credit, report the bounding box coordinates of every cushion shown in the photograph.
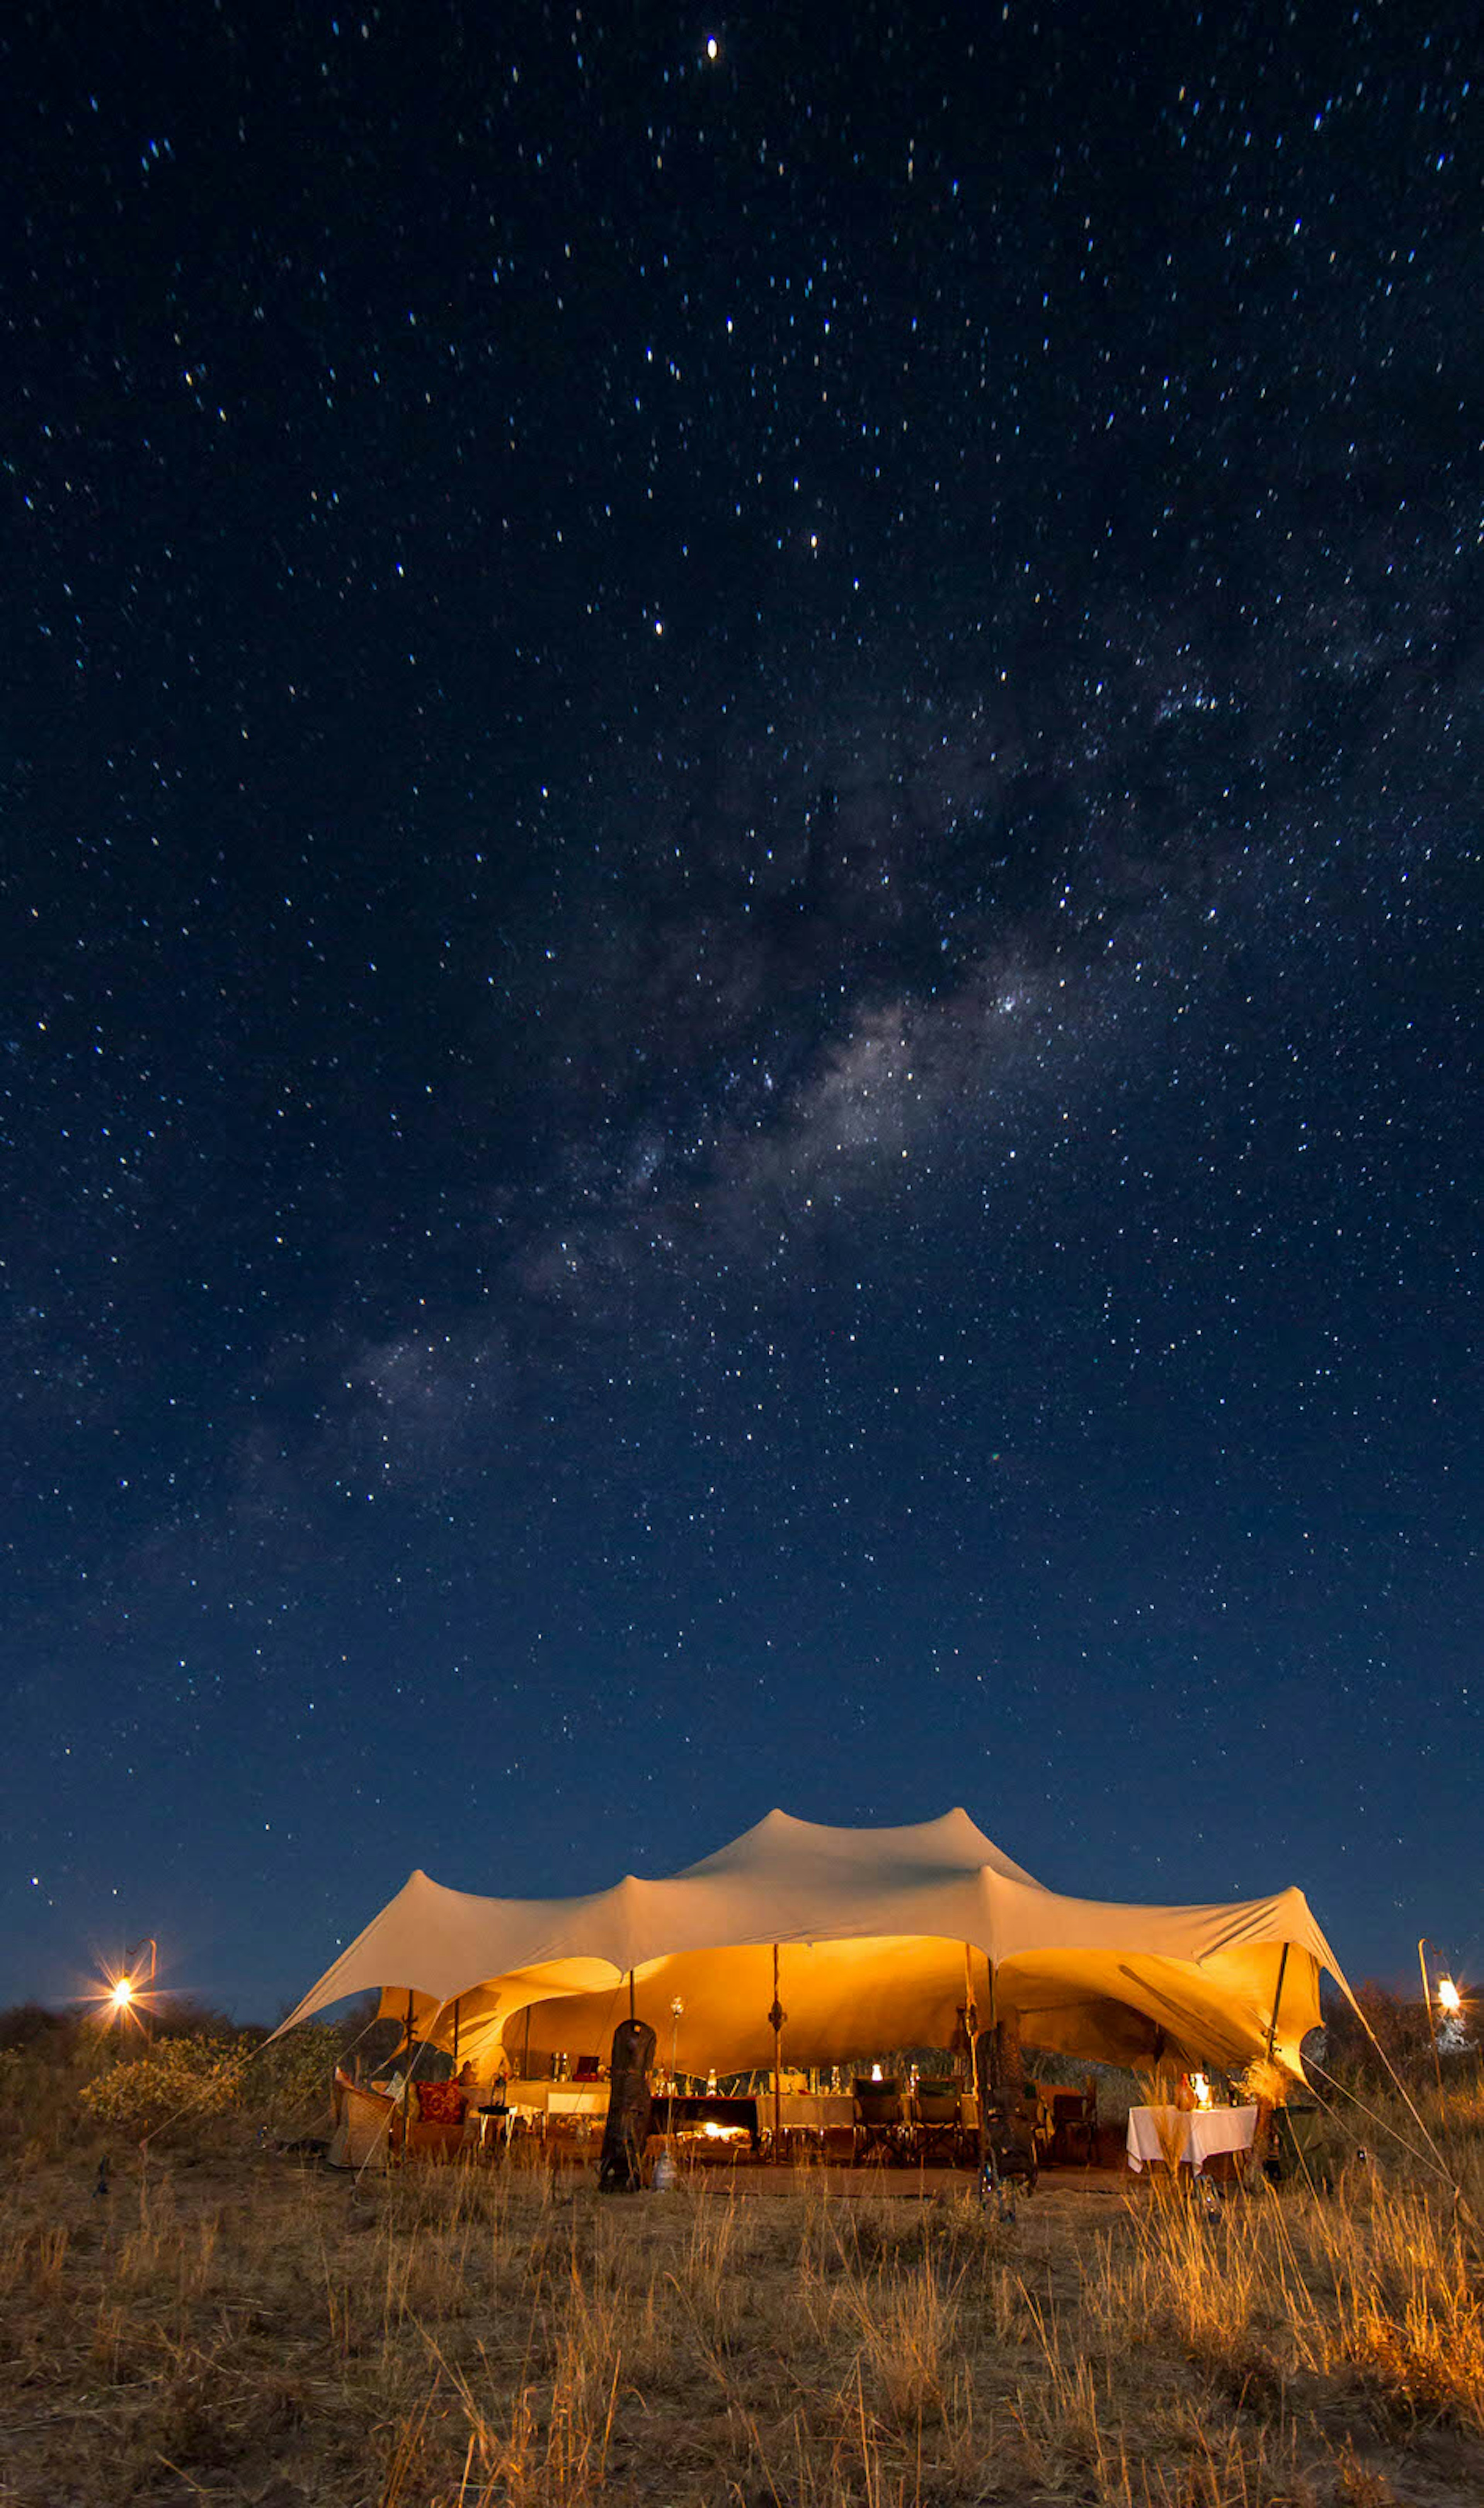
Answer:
[414,2079,467,2125]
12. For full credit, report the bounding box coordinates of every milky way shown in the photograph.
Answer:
[2,5,1479,2011]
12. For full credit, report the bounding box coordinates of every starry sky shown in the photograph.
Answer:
[4,5,1480,2019]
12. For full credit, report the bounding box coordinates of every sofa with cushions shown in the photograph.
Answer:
[405,2075,470,2160]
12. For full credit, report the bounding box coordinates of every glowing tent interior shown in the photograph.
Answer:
[275,1809,1348,2080]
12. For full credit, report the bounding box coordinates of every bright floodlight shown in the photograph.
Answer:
[111,1977,134,2010]
[1438,1977,1462,2014]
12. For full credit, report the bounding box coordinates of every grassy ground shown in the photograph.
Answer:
[2,2106,1483,2508]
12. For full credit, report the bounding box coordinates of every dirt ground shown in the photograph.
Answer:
[3,2144,1482,2508]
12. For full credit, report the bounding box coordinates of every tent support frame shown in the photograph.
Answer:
[401,1992,416,2158]
[1264,1942,1291,2065]
[768,1944,786,2162]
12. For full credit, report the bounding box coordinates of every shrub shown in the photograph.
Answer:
[0,1996,351,2162]
[0,2000,77,2053]
[79,2037,250,2138]
[0,2011,117,2164]
[1324,1980,1432,2074]
[76,2022,343,2144]
[143,1995,246,2042]
[248,2024,342,2128]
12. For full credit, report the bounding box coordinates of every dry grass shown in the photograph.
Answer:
[2,2098,1482,2508]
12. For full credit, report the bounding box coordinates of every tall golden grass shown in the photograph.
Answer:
[1,2070,1481,2504]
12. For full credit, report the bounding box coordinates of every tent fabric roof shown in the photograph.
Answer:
[275,1808,1349,2075]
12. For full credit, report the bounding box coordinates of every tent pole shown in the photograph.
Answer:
[402,1991,415,2163]
[959,1946,990,2160]
[1418,1941,1445,2099]
[628,1969,635,2024]
[982,1957,1002,2155]
[1264,1942,1292,2066]
[453,1999,460,2069]
[769,1944,785,2164]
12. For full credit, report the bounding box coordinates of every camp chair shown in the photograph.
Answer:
[328,2068,397,2171]
[853,2079,909,2165]
[1048,2080,1098,2168]
[1028,2084,1059,2167]
[912,2082,964,2165]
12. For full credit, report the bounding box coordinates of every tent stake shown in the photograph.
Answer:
[1264,1942,1291,2065]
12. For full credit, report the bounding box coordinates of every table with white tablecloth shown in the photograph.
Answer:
[774,2092,856,2133]
[1126,2104,1257,2173]
[546,2086,609,2118]
[486,2077,605,2118]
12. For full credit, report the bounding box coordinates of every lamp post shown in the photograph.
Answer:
[111,1937,158,2045]
[666,1997,683,2140]
[1418,1939,1454,2100]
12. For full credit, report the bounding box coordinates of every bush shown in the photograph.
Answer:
[0,2011,116,2165]
[1323,1981,1435,2077]
[250,2024,342,2128]
[76,2022,343,2143]
[0,1997,358,2167]
[144,1995,246,2043]
[79,2037,250,2138]
[0,2001,77,2054]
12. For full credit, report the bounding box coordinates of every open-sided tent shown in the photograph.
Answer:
[275,1808,1348,2079]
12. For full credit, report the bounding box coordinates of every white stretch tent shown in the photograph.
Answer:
[276,1808,1347,2077]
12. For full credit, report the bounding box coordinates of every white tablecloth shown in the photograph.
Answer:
[547,2085,609,2118]
[1126,2105,1257,2173]
[775,2092,855,2131]
[493,2077,607,2114]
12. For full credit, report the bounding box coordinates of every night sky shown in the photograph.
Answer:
[4,5,1480,2020]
